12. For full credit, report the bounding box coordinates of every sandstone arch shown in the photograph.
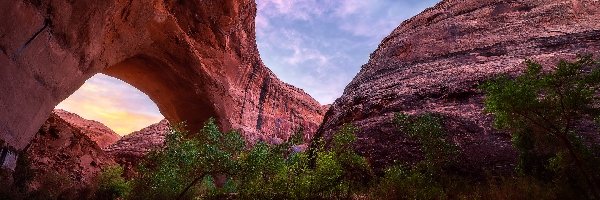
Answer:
[102,54,221,134]
[0,0,325,164]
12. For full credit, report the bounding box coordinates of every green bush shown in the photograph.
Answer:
[128,119,243,200]
[95,165,131,200]
[481,56,600,199]
[394,113,457,173]
[370,113,457,200]
[124,119,370,199]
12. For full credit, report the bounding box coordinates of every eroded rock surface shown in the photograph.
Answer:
[0,0,324,153]
[53,109,121,148]
[318,0,600,174]
[12,111,116,197]
[104,119,169,174]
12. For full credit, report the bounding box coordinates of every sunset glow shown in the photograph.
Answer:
[56,74,164,135]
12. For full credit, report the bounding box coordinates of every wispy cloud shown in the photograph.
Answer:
[257,0,328,20]
[333,0,371,17]
[256,0,440,104]
[56,74,164,135]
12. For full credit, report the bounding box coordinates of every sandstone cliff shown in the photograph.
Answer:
[104,119,169,175]
[53,109,121,148]
[318,0,600,173]
[12,111,116,198]
[0,0,324,157]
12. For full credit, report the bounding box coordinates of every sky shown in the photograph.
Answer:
[56,0,440,135]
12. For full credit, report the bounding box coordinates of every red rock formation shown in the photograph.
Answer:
[53,109,121,148]
[0,0,324,157]
[104,119,169,174]
[12,111,116,197]
[318,0,600,173]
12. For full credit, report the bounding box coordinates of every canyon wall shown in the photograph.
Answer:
[318,0,600,173]
[0,0,325,164]
[54,109,121,148]
[11,111,116,198]
[104,119,169,176]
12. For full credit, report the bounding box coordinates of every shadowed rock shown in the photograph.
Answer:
[318,0,600,174]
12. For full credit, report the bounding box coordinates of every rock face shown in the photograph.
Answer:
[13,111,116,197]
[104,119,169,173]
[318,0,600,173]
[0,0,324,156]
[53,109,120,148]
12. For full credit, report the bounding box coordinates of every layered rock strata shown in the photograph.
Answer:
[318,0,600,173]
[104,119,169,174]
[53,109,121,148]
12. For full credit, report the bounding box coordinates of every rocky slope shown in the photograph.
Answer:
[53,109,120,148]
[11,111,116,198]
[0,0,324,157]
[318,0,600,174]
[104,119,169,175]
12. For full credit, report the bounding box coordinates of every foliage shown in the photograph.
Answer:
[370,165,446,200]
[128,119,243,200]
[126,119,370,200]
[481,56,600,198]
[95,165,132,200]
[370,113,457,200]
[394,113,457,173]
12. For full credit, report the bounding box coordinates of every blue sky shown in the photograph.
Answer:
[256,0,439,103]
[57,0,440,135]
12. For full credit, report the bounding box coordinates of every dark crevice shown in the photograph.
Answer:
[256,77,271,131]
[0,45,6,56]
[239,62,261,120]
[15,18,50,56]
[121,0,134,21]
[0,147,7,167]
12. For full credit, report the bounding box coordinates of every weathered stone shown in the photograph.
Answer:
[53,109,121,148]
[13,111,116,197]
[0,0,324,153]
[318,0,600,174]
[104,119,169,176]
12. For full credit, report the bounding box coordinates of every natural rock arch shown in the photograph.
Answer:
[0,0,325,165]
[102,54,221,133]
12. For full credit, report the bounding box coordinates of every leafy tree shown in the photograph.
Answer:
[481,56,600,198]
[95,165,131,200]
[129,119,244,200]
[394,113,457,174]
[127,119,371,199]
[236,123,372,199]
[370,113,457,200]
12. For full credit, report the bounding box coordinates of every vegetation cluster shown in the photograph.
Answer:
[2,56,600,200]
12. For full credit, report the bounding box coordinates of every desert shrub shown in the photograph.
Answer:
[370,113,457,200]
[94,165,131,200]
[394,113,457,174]
[127,119,370,199]
[370,165,446,200]
[481,56,600,198]
[236,123,372,199]
[128,119,243,200]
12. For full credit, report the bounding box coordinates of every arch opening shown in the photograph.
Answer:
[101,55,221,134]
[56,54,221,136]
[56,74,164,136]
